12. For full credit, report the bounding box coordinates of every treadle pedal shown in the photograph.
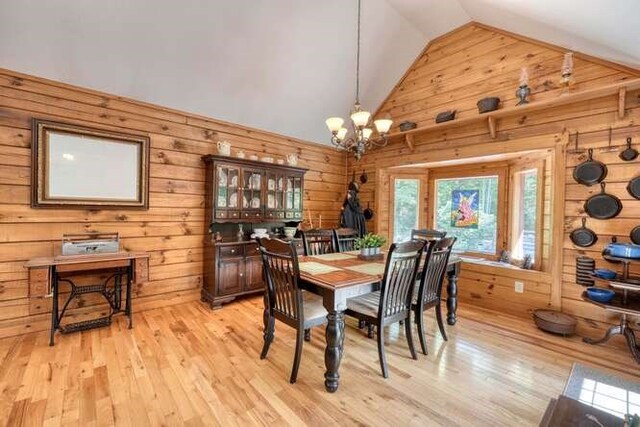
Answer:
[73,283,107,295]
[59,316,112,333]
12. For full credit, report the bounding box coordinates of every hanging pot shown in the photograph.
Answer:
[573,148,607,186]
[628,176,640,200]
[360,170,368,184]
[363,202,374,220]
[569,217,597,247]
[584,182,622,219]
[631,225,640,245]
[620,137,638,162]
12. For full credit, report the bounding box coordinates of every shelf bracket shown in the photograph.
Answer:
[618,87,627,119]
[487,116,497,139]
[405,134,415,151]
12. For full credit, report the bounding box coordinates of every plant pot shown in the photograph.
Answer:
[477,97,500,114]
[360,248,370,256]
[435,110,456,123]
[371,247,381,255]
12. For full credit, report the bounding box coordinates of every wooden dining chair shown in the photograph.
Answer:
[258,238,328,383]
[301,229,336,256]
[411,229,447,242]
[413,237,457,355]
[345,240,425,378]
[332,228,360,252]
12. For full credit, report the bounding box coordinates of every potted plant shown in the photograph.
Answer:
[354,233,386,256]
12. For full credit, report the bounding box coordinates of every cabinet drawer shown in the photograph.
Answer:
[242,211,263,220]
[215,211,240,219]
[218,245,243,258]
[245,243,261,257]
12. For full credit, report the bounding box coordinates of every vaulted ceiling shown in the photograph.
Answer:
[1,0,638,145]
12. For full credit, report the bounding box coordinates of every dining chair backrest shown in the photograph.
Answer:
[258,238,303,324]
[333,228,360,252]
[416,237,456,306]
[301,229,336,256]
[378,240,425,321]
[411,229,447,242]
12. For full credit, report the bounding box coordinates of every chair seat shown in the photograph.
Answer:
[346,291,381,319]
[302,291,328,328]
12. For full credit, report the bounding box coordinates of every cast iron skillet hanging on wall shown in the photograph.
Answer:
[631,226,640,245]
[628,176,640,200]
[573,148,607,186]
[620,137,639,162]
[570,217,598,247]
[584,182,622,219]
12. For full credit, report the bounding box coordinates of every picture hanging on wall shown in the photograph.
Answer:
[450,190,479,228]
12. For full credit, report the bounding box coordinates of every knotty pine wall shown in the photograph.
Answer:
[0,68,346,338]
[350,22,640,332]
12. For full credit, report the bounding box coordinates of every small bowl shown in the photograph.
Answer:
[399,121,417,132]
[477,97,500,114]
[593,268,616,280]
[283,227,297,238]
[586,287,616,303]
[435,110,456,123]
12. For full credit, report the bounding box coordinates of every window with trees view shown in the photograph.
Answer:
[511,168,539,263]
[393,178,420,243]
[434,175,500,254]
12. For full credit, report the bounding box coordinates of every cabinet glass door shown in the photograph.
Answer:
[285,173,303,216]
[242,168,264,211]
[216,165,240,210]
[266,171,285,211]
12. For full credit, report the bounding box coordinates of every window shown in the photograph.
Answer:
[511,169,539,262]
[392,178,420,243]
[433,175,500,254]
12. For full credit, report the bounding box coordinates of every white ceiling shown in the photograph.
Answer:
[1,1,639,146]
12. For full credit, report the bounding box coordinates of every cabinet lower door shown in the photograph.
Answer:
[245,257,265,292]
[218,259,244,295]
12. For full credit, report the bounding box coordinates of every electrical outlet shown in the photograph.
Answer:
[514,281,524,293]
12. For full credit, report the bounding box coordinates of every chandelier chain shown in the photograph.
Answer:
[355,0,361,105]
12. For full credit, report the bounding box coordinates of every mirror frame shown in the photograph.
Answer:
[31,119,150,209]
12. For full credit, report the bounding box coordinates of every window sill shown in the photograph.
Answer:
[456,255,550,280]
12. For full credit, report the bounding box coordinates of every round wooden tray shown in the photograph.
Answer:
[533,309,577,336]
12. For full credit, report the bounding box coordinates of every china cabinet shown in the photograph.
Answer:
[201,155,307,308]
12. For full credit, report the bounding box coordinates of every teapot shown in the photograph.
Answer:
[286,153,298,166]
[217,140,231,156]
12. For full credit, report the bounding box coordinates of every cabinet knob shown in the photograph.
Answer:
[231,249,236,253]
[239,273,244,277]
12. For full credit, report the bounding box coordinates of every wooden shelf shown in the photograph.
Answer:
[388,78,640,150]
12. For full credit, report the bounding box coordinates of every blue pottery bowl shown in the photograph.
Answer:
[593,268,617,279]
[586,287,616,303]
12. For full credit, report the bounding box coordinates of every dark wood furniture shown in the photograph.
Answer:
[201,155,307,308]
[202,155,306,223]
[24,252,149,346]
[333,228,360,252]
[540,395,624,427]
[258,238,328,383]
[295,250,461,392]
[202,239,304,309]
[301,229,336,256]
[345,241,425,378]
[582,254,640,363]
[413,237,456,355]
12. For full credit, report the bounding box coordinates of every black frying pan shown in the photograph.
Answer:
[584,182,622,219]
[570,217,597,247]
[573,148,607,186]
[631,226,640,245]
[620,137,638,162]
[628,176,640,200]
[363,202,374,220]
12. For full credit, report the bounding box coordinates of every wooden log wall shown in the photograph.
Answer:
[0,68,346,338]
[350,22,640,333]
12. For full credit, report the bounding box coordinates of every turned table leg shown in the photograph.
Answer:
[446,267,459,326]
[324,310,345,393]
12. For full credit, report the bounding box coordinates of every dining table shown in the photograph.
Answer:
[292,250,461,392]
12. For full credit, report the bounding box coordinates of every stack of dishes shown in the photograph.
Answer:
[576,256,595,286]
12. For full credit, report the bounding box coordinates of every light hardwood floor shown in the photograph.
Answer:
[1,297,638,426]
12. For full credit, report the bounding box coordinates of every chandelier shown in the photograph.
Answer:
[325,0,392,161]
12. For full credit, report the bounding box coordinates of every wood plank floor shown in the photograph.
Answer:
[1,297,638,427]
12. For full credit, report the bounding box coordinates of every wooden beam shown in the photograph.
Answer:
[487,116,497,138]
[618,87,627,119]
[405,134,415,151]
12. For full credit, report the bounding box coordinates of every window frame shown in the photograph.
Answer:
[509,160,545,268]
[389,172,428,244]
[428,164,509,261]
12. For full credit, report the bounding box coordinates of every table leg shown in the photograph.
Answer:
[49,267,58,346]
[324,310,345,393]
[446,268,458,326]
[126,263,133,329]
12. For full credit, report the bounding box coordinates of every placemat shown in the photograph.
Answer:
[298,262,342,276]
[310,253,356,261]
[345,263,385,276]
